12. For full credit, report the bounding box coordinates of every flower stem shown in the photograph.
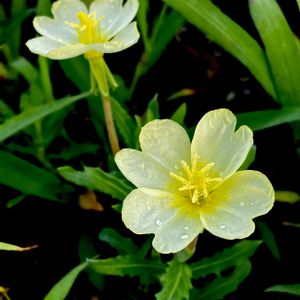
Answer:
[101,94,120,155]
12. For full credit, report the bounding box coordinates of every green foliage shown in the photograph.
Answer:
[163,0,276,99]
[249,0,300,107]
[190,240,261,278]
[44,261,89,300]
[57,166,132,201]
[265,284,300,296]
[190,260,252,300]
[155,260,192,300]
[0,150,68,201]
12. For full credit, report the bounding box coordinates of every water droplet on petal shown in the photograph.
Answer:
[240,201,245,207]
[156,219,163,226]
[184,226,189,230]
[220,224,226,229]
[180,233,189,239]
[147,206,151,211]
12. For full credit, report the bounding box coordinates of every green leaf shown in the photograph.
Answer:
[190,260,252,300]
[110,97,137,148]
[257,221,280,260]
[265,284,300,296]
[163,0,276,99]
[98,228,138,255]
[145,95,160,123]
[89,255,165,278]
[156,260,192,300]
[0,150,65,201]
[249,0,300,106]
[275,190,300,204]
[136,0,150,50]
[171,103,187,125]
[190,240,261,278]
[0,91,90,142]
[44,261,88,300]
[10,56,38,83]
[57,166,132,201]
[236,108,300,131]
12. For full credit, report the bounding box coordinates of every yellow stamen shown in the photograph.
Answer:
[169,155,221,205]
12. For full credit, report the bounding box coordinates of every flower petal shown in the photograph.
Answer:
[191,109,253,179]
[52,0,88,23]
[115,149,170,190]
[200,170,274,239]
[33,16,77,44]
[106,0,139,38]
[90,0,122,35]
[140,119,190,172]
[89,22,139,53]
[26,37,88,59]
[122,188,203,253]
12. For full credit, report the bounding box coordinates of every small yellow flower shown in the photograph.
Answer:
[115,109,274,254]
[26,0,139,60]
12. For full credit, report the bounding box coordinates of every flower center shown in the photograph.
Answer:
[65,12,107,44]
[169,154,221,205]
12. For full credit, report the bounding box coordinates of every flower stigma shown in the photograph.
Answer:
[169,154,221,205]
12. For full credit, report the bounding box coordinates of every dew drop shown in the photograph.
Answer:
[220,224,226,229]
[184,226,189,230]
[174,164,179,170]
[250,202,255,206]
[180,233,189,240]
[147,206,151,211]
[156,219,163,226]
[240,201,245,207]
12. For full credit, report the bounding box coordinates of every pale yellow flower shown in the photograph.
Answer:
[115,109,274,254]
[26,0,139,60]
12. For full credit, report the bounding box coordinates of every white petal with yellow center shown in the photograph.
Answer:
[200,170,274,239]
[33,16,77,44]
[52,0,88,23]
[115,149,170,190]
[140,119,190,172]
[122,188,204,254]
[191,109,253,179]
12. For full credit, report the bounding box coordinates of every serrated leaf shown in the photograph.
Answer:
[190,240,261,278]
[44,261,88,300]
[57,166,132,201]
[163,0,276,99]
[0,150,66,201]
[190,260,251,300]
[265,284,300,296]
[156,260,192,300]
[88,255,165,278]
[249,0,300,106]
[0,91,90,142]
[236,108,300,131]
[98,228,138,254]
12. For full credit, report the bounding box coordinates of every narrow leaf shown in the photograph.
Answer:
[0,150,65,201]
[190,240,261,278]
[0,242,38,252]
[156,260,192,300]
[0,91,90,142]
[190,260,252,300]
[163,0,276,98]
[236,108,300,131]
[89,255,165,278]
[265,284,300,296]
[98,228,138,255]
[171,103,187,125]
[57,166,132,201]
[249,0,300,106]
[44,261,88,300]
[275,190,300,204]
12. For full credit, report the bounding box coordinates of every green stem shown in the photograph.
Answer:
[38,56,54,102]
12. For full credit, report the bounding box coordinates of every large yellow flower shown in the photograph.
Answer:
[26,0,139,60]
[115,109,274,254]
